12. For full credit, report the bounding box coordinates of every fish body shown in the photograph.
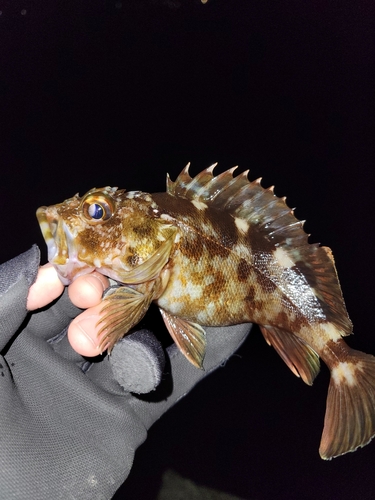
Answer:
[37,164,375,460]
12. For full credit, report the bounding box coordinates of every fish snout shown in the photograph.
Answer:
[36,205,95,285]
[36,206,59,238]
[36,206,69,265]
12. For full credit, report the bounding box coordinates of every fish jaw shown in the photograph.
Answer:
[36,205,95,285]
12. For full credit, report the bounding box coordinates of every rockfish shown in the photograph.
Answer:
[37,164,375,460]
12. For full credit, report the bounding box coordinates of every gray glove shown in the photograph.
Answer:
[0,246,250,500]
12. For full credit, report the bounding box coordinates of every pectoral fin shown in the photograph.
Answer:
[97,286,154,352]
[260,325,320,385]
[159,309,206,369]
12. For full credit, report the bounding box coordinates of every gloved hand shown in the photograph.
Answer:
[0,245,251,500]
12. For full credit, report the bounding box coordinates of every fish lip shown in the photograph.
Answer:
[36,206,94,284]
[54,265,96,286]
[37,206,57,262]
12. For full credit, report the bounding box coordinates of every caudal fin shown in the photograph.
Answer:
[319,349,375,459]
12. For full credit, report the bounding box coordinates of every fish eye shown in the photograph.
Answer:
[88,203,104,219]
[81,193,115,224]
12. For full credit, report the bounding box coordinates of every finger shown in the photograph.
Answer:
[27,264,64,311]
[67,303,106,356]
[68,272,109,308]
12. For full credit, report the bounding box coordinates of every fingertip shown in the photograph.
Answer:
[67,305,106,357]
[27,263,65,310]
[68,272,109,308]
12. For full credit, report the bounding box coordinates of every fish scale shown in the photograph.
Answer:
[37,163,375,460]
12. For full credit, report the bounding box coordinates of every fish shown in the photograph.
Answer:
[36,163,375,460]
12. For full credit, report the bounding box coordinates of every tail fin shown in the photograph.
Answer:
[319,349,375,459]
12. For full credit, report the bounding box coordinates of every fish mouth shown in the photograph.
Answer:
[36,206,94,285]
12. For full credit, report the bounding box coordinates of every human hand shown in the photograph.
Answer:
[0,246,251,499]
[27,263,111,356]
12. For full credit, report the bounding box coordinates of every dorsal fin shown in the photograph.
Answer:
[167,164,352,335]
[167,164,307,245]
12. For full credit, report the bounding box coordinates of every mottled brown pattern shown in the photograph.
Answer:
[237,258,250,282]
[188,269,206,286]
[272,307,308,334]
[253,266,277,294]
[152,192,199,220]
[203,271,226,298]
[77,228,108,253]
[244,285,256,303]
[180,235,204,262]
[205,207,239,248]
[125,215,160,243]
[323,338,351,365]
[205,238,231,259]
[132,224,153,238]
[273,310,291,328]
[152,193,239,252]
[126,252,140,267]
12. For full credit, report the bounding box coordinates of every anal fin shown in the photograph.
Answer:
[97,286,154,352]
[259,325,320,386]
[159,309,206,369]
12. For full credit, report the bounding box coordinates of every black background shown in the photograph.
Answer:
[1,1,374,499]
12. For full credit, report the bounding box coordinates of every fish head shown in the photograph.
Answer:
[37,187,177,285]
[37,187,122,284]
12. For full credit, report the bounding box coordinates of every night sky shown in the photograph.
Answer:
[1,1,374,499]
